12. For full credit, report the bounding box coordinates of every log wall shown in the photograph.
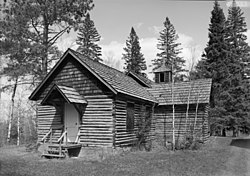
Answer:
[37,103,64,143]
[36,56,114,145]
[114,97,154,147]
[154,104,209,143]
[79,94,114,147]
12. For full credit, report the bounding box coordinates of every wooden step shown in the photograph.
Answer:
[42,153,66,158]
[47,149,66,154]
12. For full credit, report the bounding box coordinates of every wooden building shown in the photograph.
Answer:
[148,65,212,143]
[29,49,157,149]
[29,48,212,156]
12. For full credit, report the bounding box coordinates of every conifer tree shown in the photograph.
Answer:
[152,17,185,81]
[194,0,228,135]
[122,27,147,76]
[225,0,250,78]
[76,13,102,62]
[1,0,94,81]
[223,0,250,136]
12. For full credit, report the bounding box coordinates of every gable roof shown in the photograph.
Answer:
[153,63,172,73]
[70,50,157,103]
[41,84,87,105]
[29,49,157,103]
[126,71,155,88]
[147,79,212,105]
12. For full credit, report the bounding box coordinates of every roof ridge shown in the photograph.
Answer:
[70,49,126,75]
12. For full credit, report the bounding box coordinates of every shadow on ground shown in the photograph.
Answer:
[230,138,250,149]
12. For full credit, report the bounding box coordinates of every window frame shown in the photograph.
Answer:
[126,101,135,131]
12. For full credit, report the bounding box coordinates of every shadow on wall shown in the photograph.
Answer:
[230,138,250,149]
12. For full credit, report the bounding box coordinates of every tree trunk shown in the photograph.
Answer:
[42,15,49,79]
[222,128,226,137]
[7,77,18,144]
[171,64,175,150]
[185,82,192,134]
[17,107,20,146]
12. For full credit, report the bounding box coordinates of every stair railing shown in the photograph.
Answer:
[41,128,52,144]
[41,125,64,144]
[75,128,81,143]
[57,129,67,156]
[57,130,67,144]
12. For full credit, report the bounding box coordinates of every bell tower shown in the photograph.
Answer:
[153,62,172,83]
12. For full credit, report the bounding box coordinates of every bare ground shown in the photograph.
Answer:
[0,136,249,176]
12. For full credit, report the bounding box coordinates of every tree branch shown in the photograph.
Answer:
[48,26,70,46]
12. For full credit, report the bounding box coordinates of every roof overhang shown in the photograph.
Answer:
[41,84,87,105]
[126,72,151,88]
[29,49,117,101]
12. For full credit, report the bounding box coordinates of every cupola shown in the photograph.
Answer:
[153,63,172,83]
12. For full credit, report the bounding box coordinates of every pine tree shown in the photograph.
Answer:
[194,0,229,136]
[1,0,94,81]
[152,17,185,81]
[76,13,102,62]
[122,27,147,76]
[0,2,33,143]
[223,0,250,136]
[225,0,250,78]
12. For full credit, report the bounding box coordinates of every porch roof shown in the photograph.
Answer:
[41,84,87,105]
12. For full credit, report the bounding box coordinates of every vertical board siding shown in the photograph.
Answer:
[37,104,63,143]
[154,104,209,143]
[80,95,114,147]
[115,98,153,147]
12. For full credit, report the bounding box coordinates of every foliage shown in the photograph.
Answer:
[1,0,94,81]
[175,134,202,150]
[194,0,250,136]
[0,0,33,82]
[132,109,152,151]
[76,13,102,62]
[122,27,147,77]
[152,17,186,81]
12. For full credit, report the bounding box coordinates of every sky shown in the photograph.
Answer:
[0,0,250,103]
[57,0,250,79]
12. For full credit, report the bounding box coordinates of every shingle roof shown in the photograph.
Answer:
[41,84,87,105]
[70,49,157,103]
[153,64,171,73]
[126,71,155,88]
[147,79,212,105]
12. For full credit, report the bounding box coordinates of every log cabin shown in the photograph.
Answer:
[29,48,211,157]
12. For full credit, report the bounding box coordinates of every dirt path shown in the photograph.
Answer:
[220,137,250,176]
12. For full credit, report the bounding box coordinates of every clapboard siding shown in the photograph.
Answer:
[38,56,111,100]
[80,95,114,147]
[114,98,154,147]
[154,104,209,143]
[37,104,63,143]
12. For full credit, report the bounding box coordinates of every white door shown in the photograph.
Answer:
[64,103,79,142]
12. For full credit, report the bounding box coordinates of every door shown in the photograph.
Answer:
[64,103,79,142]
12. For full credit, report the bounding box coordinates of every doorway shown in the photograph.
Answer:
[64,103,79,142]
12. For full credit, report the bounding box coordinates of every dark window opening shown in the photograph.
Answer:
[159,72,165,82]
[126,102,135,131]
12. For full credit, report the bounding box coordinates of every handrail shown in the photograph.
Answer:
[41,128,52,142]
[75,128,81,143]
[51,125,64,130]
[57,130,67,143]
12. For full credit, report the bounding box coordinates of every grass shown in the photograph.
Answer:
[0,137,234,176]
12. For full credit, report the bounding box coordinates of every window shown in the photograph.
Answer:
[126,102,135,131]
[159,72,165,82]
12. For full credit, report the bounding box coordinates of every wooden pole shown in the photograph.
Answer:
[171,64,175,150]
